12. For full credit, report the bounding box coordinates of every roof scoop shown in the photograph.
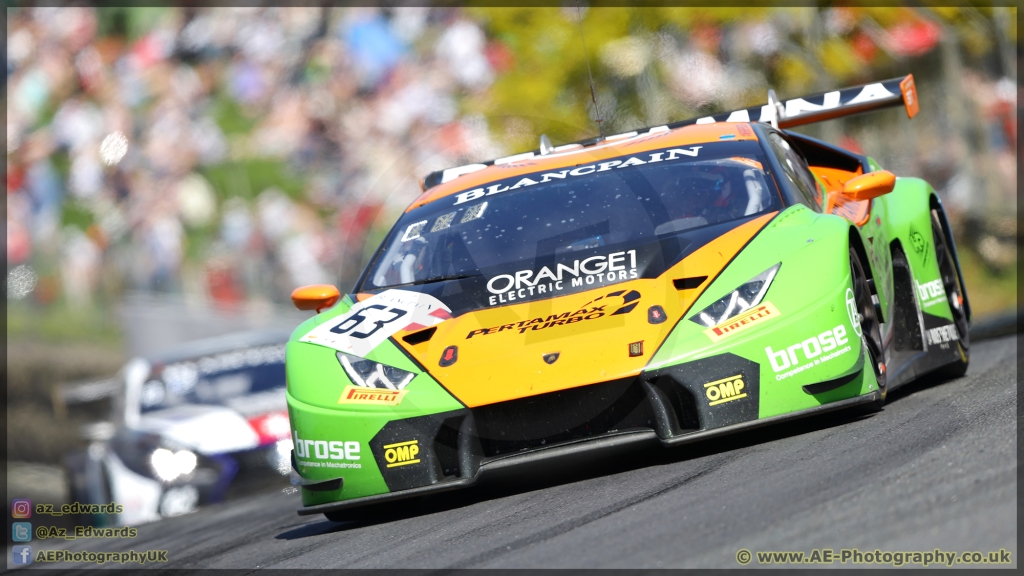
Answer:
[539,134,554,156]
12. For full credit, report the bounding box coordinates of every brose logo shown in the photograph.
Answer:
[293,431,361,469]
[703,374,747,406]
[766,324,853,381]
[917,279,945,305]
[382,440,420,468]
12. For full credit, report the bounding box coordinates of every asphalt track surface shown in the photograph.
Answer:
[15,335,1017,570]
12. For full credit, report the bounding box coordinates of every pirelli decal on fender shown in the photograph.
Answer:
[337,385,408,406]
[704,301,780,342]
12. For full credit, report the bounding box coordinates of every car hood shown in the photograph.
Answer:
[401,213,775,407]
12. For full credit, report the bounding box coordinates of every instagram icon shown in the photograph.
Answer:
[11,499,31,518]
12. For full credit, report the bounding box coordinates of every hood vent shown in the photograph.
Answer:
[673,276,708,290]
[402,326,437,345]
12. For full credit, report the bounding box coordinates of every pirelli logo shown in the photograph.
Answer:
[704,301,780,342]
[383,440,420,468]
[338,385,408,406]
[703,375,747,406]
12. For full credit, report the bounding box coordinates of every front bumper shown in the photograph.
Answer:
[291,351,874,517]
[296,390,878,516]
[289,269,879,515]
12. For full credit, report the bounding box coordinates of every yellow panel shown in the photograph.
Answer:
[395,213,776,407]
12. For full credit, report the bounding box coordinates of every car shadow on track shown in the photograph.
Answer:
[275,400,888,540]
[883,371,962,404]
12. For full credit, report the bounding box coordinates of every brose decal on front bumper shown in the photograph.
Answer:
[766,324,852,381]
[293,431,362,470]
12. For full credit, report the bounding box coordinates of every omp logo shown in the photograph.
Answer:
[766,324,851,381]
[337,385,408,406]
[467,290,641,338]
[382,440,420,468]
[704,302,780,342]
[703,375,747,406]
[293,431,361,469]
[926,324,959,347]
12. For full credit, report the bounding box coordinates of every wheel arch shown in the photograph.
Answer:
[928,194,972,323]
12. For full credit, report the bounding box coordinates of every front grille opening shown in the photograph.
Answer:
[433,416,464,479]
[471,377,655,458]
[652,377,701,432]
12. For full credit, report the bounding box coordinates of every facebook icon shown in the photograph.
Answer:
[12,545,32,565]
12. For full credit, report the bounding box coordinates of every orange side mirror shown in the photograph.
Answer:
[841,170,896,202]
[291,284,340,313]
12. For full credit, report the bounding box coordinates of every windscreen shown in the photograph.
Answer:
[363,143,780,299]
[140,344,286,415]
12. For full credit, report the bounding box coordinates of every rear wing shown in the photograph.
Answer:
[421,75,919,190]
[666,74,920,130]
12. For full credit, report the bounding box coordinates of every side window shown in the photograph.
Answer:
[768,133,821,211]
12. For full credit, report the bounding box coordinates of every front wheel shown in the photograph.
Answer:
[850,247,886,412]
[930,208,970,378]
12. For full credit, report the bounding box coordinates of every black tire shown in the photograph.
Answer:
[850,247,886,412]
[930,208,970,378]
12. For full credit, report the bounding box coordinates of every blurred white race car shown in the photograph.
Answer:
[57,330,293,526]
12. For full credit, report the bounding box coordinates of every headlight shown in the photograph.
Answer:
[150,448,198,482]
[337,352,415,390]
[690,263,780,328]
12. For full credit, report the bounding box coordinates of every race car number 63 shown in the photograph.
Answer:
[299,289,452,357]
[330,305,408,339]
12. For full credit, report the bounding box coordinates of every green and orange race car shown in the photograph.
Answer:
[284,75,970,521]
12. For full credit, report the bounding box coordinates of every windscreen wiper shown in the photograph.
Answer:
[389,273,481,288]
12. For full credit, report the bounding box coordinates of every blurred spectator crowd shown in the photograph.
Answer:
[7,7,507,308]
[6,7,1016,311]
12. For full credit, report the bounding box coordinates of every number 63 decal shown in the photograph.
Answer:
[299,289,451,357]
[329,305,408,339]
